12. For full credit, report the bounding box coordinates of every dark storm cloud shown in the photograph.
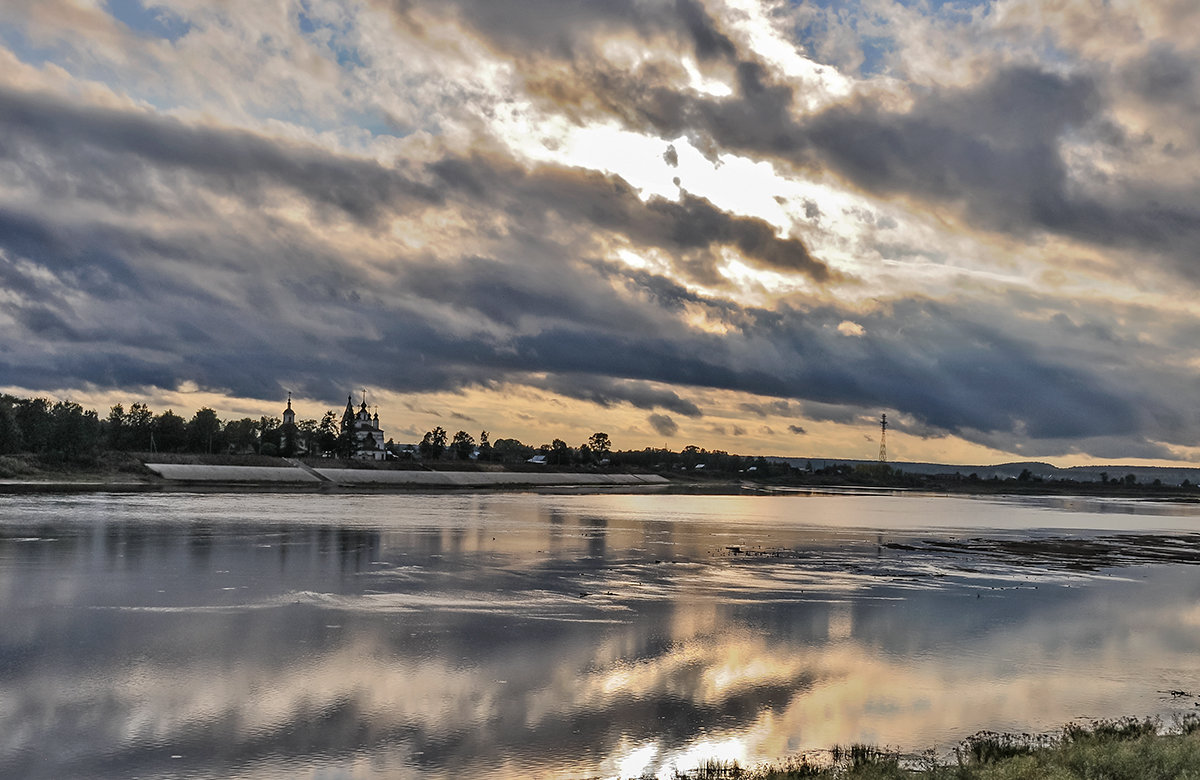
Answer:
[0,69,1194,456]
[803,68,1097,231]
[383,0,736,65]
[3,179,1190,453]
[430,155,831,281]
[739,400,804,418]
[534,375,703,418]
[0,85,442,224]
[647,413,679,437]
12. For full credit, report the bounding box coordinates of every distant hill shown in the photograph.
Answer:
[768,457,1200,486]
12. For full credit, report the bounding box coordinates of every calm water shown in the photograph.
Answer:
[2,490,1200,779]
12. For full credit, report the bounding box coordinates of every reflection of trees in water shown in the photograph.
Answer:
[581,515,607,560]
[0,521,384,576]
[315,526,383,572]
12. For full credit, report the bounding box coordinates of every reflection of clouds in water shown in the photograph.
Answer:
[3,493,1200,779]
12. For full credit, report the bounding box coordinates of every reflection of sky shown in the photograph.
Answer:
[1,493,1200,779]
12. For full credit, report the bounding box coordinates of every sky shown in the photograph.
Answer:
[1,0,1199,466]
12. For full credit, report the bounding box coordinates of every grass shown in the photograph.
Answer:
[655,717,1200,780]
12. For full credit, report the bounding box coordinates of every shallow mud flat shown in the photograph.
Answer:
[1,491,1198,779]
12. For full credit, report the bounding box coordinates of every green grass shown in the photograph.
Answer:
[659,717,1200,780]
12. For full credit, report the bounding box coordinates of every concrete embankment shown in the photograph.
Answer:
[143,463,668,489]
[144,464,323,483]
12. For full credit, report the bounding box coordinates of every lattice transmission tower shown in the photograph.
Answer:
[878,413,888,464]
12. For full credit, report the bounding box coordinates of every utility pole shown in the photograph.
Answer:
[878,413,887,464]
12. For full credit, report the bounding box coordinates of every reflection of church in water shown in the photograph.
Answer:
[341,393,387,460]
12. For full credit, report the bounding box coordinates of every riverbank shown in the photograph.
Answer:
[3,451,1200,500]
[676,718,1200,779]
[0,452,679,493]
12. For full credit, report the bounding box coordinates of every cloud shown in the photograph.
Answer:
[0,85,442,225]
[788,425,806,435]
[4,0,1200,464]
[532,375,702,418]
[380,0,738,65]
[429,155,832,281]
[648,413,678,437]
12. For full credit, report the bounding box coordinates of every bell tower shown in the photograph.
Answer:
[282,391,296,427]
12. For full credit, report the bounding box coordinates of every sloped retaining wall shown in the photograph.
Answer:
[144,464,321,483]
[145,463,668,488]
[313,469,669,486]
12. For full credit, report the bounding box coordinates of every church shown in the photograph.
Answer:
[340,393,387,460]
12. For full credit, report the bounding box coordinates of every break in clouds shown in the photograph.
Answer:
[2,0,1200,463]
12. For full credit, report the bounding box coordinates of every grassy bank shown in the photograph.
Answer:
[667,718,1200,779]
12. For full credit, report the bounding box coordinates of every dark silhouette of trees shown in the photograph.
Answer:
[588,432,612,456]
[0,396,101,460]
[153,410,188,453]
[492,438,533,463]
[419,426,448,459]
[126,403,154,451]
[296,418,318,456]
[451,430,475,460]
[187,408,223,454]
[317,411,339,455]
[224,418,259,454]
[548,438,571,465]
[13,397,51,453]
[47,401,99,460]
[106,404,127,450]
[0,396,19,454]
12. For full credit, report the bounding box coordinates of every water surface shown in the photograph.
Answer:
[2,491,1199,778]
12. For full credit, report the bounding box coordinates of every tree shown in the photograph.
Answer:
[492,437,533,463]
[0,396,19,454]
[451,430,475,460]
[48,401,100,460]
[187,408,223,454]
[126,403,154,451]
[153,410,188,453]
[106,404,127,450]
[224,417,259,454]
[297,419,318,455]
[258,416,281,454]
[549,438,571,465]
[588,432,612,456]
[13,397,51,453]
[419,426,448,459]
[477,430,492,462]
[317,411,339,456]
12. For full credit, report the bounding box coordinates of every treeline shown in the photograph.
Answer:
[0,394,790,475]
[0,394,340,460]
[413,425,785,474]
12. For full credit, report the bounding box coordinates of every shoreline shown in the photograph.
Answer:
[4,452,1200,500]
[3,475,1199,501]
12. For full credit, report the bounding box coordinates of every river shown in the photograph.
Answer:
[2,490,1199,778]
